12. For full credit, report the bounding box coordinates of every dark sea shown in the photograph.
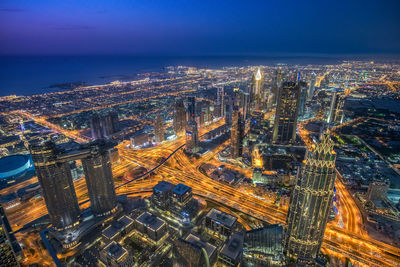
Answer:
[0,55,392,97]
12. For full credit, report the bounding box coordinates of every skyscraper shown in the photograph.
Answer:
[154,114,164,143]
[187,96,196,119]
[102,112,119,138]
[30,140,81,230]
[90,114,103,140]
[271,70,283,105]
[81,144,118,217]
[185,119,199,153]
[173,99,187,136]
[0,205,20,266]
[231,109,244,158]
[251,68,264,110]
[284,133,337,263]
[298,82,308,118]
[327,92,345,124]
[272,81,301,144]
[217,86,225,117]
[307,73,317,101]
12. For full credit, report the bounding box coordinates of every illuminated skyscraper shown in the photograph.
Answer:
[271,70,283,105]
[298,82,308,118]
[102,112,119,138]
[307,73,316,101]
[154,114,164,143]
[251,68,264,110]
[217,86,225,117]
[327,92,345,124]
[90,114,103,140]
[284,134,337,263]
[272,81,301,144]
[0,205,20,266]
[230,109,244,158]
[30,140,81,230]
[81,143,118,217]
[187,96,196,119]
[173,99,187,136]
[185,119,199,153]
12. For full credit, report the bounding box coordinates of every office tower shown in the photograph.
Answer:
[272,70,283,105]
[218,232,244,267]
[81,145,118,217]
[90,114,103,140]
[307,73,316,101]
[284,134,337,262]
[173,234,217,267]
[327,92,345,124]
[187,96,196,119]
[102,112,119,138]
[30,140,81,230]
[174,99,187,136]
[217,86,225,117]
[224,96,233,126]
[185,119,199,153]
[0,205,20,267]
[231,109,244,158]
[242,88,250,121]
[298,82,308,118]
[251,68,264,110]
[154,114,164,143]
[151,181,174,210]
[272,81,301,144]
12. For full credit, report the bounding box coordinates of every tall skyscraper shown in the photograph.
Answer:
[284,133,337,263]
[187,96,196,119]
[298,82,308,118]
[81,144,118,217]
[173,99,187,136]
[224,96,233,126]
[327,92,345,124]
[0,205,20,266]
[307,73,317,101]
[231,109,244,158]
[30,140,81,230]
[251,68,264,110]
[271,70,283,105]
[91,112,119,140]
[154,114,164,143]
[185,119,199,153]
[217,86,225,117]
[272,81,301,144]
[90,114,103,140]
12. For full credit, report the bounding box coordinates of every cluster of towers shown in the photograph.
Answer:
[30,140,118,234]
[90,111,119,140]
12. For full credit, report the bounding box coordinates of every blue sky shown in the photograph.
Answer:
[0,0,399,55]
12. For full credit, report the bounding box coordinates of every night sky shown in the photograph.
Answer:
[1,0,399,56]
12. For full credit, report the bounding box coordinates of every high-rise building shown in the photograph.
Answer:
[91,112,119,140]
[366,181,389,202]
[224,96,233,126]
[185,119,199,153]
[307,73,316,101]
[30,140,81,230]
[272,81,301,144]
[230,109,244,158]
[187,96,196,119]
[271,70,283,105]
[284,134,337,263]
[298,82,308,118]
[154,114,164,143]
[90,114,103,140]
[0,205,21,267]
[217,86,225,117]
[81,144,118,217]
[251,68,264,110]
[102,112,119,138]
[173,99,187,136]
[327,92,345,124]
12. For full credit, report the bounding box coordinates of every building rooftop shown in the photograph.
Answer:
[153,180,174,194]
[103,241,129,263]
[185,233,217,260]
[136,212,165,232]
[102,215,134,240]
[173,183,191,196]
[206,208,237,228]
[220,232,244,261]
